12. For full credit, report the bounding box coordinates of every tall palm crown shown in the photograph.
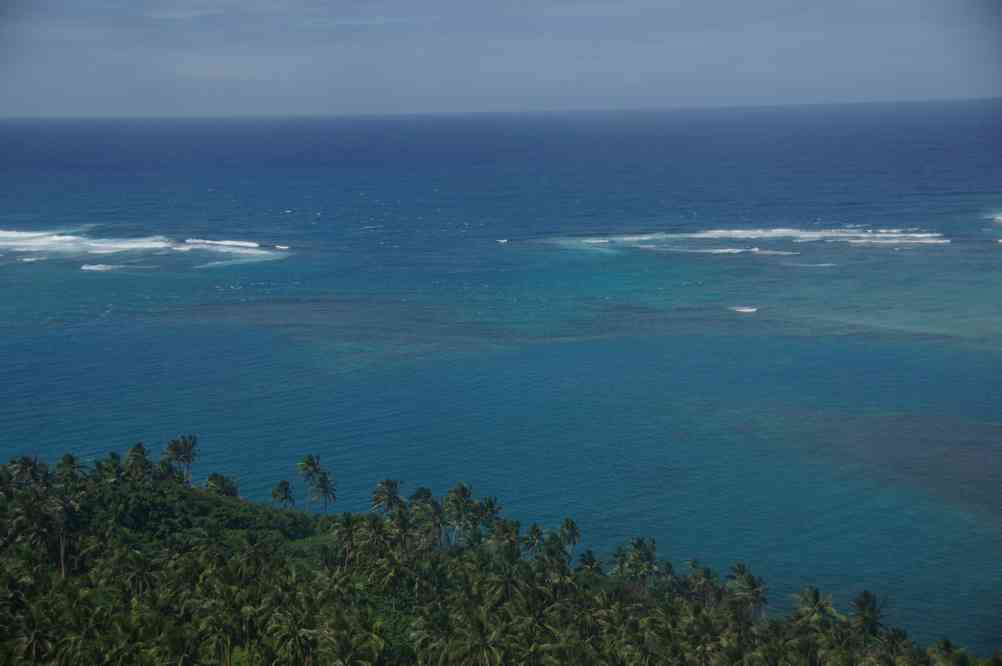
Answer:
[851,590,883,639]
[164,435,197,483]
[311,470,336,513]
[125,442,151,481]
[272,480,294,507]
[559,517,580,554]
[297,455,322,484]
[297,455,322,510]
[371,479,404,514]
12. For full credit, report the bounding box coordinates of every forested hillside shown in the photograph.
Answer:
[1,438,996,665]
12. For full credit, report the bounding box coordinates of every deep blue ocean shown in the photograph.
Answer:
[2,100,1001,651]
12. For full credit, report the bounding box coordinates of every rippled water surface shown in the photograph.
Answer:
[2,101,1001,651]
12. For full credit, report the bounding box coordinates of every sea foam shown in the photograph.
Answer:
[663,247,760,254]
[553,226,952,254]
[81,264,123,272]
[786,262,838,268]
[0,228,288,267]
[185,238,261,249]
[670,228,948,244]
[0,229,173,255]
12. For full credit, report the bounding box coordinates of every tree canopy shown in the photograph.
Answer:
[0,443,997,665]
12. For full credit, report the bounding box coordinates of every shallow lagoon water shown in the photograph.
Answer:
[2,100,1001,651]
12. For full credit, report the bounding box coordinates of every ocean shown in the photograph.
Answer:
[1,99,1000,651]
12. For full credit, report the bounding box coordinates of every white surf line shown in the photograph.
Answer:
[0,229,291,266]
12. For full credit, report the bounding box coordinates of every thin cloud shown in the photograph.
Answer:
[2,0,1000,117]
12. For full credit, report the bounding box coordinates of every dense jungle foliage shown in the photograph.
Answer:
[1,437,998,665]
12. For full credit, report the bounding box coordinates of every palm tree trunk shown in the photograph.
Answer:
[58,532,68,579]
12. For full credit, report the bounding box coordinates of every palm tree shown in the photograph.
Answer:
[9,455,45,485]
[116,548,157,599]
[559,517,580,558]
[272,479,294,507]
[447,605,508,666]
[54,453,83,484]
[297,454,322,484]
[794,586,841,631]
[576,549,602,575]
[312,470,336,513]
[124,442,151,481]
[488,518,521,559]
[318,607,386,664]
[206,473,239,497]
[850,590,883,640]
[371,478,404,514]
[43,491,81,579]
[164,434,197,484]
[297,454,322,510]
[444,482,475,545]
[410,493,446,548]
[477,496,502,527]
[524,523,544,556]
[267,602,320,665]
[727,562,768,619]
[10,602,56,663]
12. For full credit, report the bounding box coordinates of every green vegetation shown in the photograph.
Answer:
[1,439,997,665]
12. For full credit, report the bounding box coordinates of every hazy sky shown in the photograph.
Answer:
[2,0,1000,117]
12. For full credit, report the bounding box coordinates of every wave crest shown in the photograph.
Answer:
[81,264,123,272]
[1,228,290,268]
[549,226,952,256]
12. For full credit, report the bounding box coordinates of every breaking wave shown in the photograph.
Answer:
[785,262,838,268]
[653,246,801,256]
[574,227,950,245]
[185,238,261,249]
[549,226,954,258]
[661,247,759,254]
[0,228,289,268]
[81,264,124,272]
[676,228,946,243]
[0,229,173,254]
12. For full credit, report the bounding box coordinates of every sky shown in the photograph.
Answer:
[1,0,1001,117]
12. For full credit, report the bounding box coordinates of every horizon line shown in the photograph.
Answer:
[1,95,1000,123]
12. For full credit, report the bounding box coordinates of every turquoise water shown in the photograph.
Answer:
[1,101,1001,651]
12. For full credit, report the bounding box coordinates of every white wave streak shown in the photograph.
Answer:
[846,238,949,245]
[0,229,172,254]
[81,264,124,272]
[183,238,280,261]
[580,227,949,246]
[642,246,801,256]
[185,238,261,249]
[663,247,760,254]
[730,306,758,314]
[0,229,288,264]
[676,228,948,244]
